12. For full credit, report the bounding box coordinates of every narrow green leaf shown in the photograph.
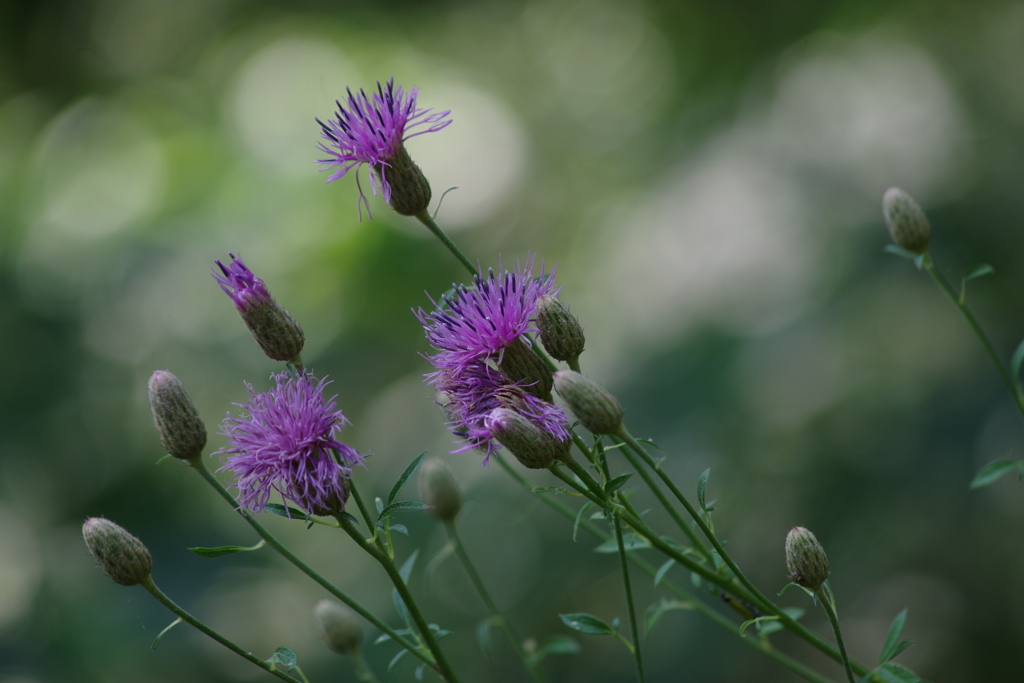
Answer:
[380,500,430,520]
[884,244,918,260]
[263,503,308,520]
[758,607,804,636]
[543,636,581,655]
[155,453,174,465]
[879,609,909,664]
[965,263,995,281]
[188,540,266,558]
[654,559,675,586]
[399,549,419,583]
[389,524,409,535]
[644,599,692,636]
[389,451,427,505]
[605,473,633,495]
[1012,339,1024,379]
[415,663,425,680]
[388,649,409,671]
[697,469,711,513]
[690,572,701,588]
[573,502,595,542]
[594,533,649,553]
[876,662,924,683]
[970,459,1023,489]
[476,618,492,655]
[635,437,662,451]
[267,646,297,670]
[532,486,569,494]
[151,617,182,649]
[375,497,384,513]
[338,511,360,525]
[559,613,615,636]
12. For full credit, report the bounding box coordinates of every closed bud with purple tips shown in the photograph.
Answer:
[83,517,152,587]
[313,599,363,655]
[785,526,830,592]
[882,188,930,254]
[148,370,206,461]
[536,294,585,363]
[213,255,305,363]
[554,370,623,436]
[486,407,570,469]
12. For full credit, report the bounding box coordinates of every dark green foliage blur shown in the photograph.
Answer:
[2,0,1024,681]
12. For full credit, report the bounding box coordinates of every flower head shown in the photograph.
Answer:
[317,78,451,218]
[216,372,361,515]
[214,254,271,311]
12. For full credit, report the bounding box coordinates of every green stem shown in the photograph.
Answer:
[817,589,855,683]
[922,253,1024,419]
[415,211,478,277]
[444,522,549,683]
[188,460,431,669]
[493,454,837,683]
[336,515,461,683]
[613,513,646,683]
[141,576,304,683]
[348,480,382,545]
[351,648,382,683]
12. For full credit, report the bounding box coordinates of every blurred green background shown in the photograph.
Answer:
[3,0,1024,681]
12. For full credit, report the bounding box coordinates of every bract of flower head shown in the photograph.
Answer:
[213,254,271,312]
[428,361,570,465]
[417,256,559,372]
[216,372,362,515]
[316,77,451,217]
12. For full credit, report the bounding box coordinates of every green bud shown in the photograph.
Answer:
[785,526,830,592]
[536,294,586,363]
[241,300,305,363]
[499,338,554,401]
[486,407,570,469]
[148,370,207,461]
[313,599,363,655]
[553,370,623,435]
[882,187,931,254]
[82,517,153,586]
[419,459,462,521]
[375,145,432,216]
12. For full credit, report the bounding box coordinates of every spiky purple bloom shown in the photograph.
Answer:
[416,256,559,372]
[214,254,270,312]
[316,78,451,217]
[216,372,362,515]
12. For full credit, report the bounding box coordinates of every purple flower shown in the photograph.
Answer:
[429,362,570,465]
[417,256,559,372]
[216,372,362,515]
[213,254,271,313]
[317,78,451,217]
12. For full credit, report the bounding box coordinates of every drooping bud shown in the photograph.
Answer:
[499,338,553,401]
[785,526,830,592]
[486,407,571,469]
[375,145,432,216]
[313,599,363,655]
[419,459,462,521]
[213,254,305,363]
[82,517,153,586]
[148,370,207,461]
[882,188,931,254]
[536,294,585,363]
[553,370,623,435]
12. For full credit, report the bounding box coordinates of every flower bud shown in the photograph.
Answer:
[309,476,351,517]
[419,459,462,521]
[213,255,305,363]
[148,370,207,461]
[487,408,571,469]
[313,599,363,655]
[536,294,585,363]
[499,338,554,401]
[553,370,623,435]
[82,517,153,586]
[882,188,931,254]
[375,145,432,216]
[785,526,829,592]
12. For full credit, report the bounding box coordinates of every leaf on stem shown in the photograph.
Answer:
[644,599,692,636]
[879,608,914,664]
[604,473,633,495]
[757,607,804,636]
[415,663,426,680]
[476,618,492,655]
[559,613,615,636]
[188,540,266,558]
[266,646,298,671]
[151,617,182,649]
[959,264,995,304]
[388,649,409,671]
[594,533,650,553]
[874,662,927,683]
[573,502,595,542]
[389,451,427,505]
[263,503,309,520]
[970,459,1024,489]
[1012,339,1024,381]
[155,453,174,465]
[532,486,571,494]
[654,559,675,586]
[883,244,918,261]
[379,500,430,521]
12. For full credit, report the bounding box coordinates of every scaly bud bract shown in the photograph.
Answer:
[536,294,585,363]
[486,407,570,469]
[148,370,207,461]
[553,370,623,435]
[82,517,153,586]
[419,459,462,521]
[499,338,554,401]
[882,187,931,254]
[785,526,830,592]
[314,599,363,655]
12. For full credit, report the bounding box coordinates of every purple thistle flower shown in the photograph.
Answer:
[216,372,362,515]
[214,254,271,313]
[416,256,559,372]
[316,78,451,218]
[429,362,570,465]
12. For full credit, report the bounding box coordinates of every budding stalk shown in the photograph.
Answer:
[536,294,585,363]
[785,526,830,592]
[375,145,432,216]
[487,407,571,469]
[419,459,462,521]
[82,517,153,586]
[148,370,207,461]
[882,187,931,254]
[553,370,623,435]
[313,599,363,655]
